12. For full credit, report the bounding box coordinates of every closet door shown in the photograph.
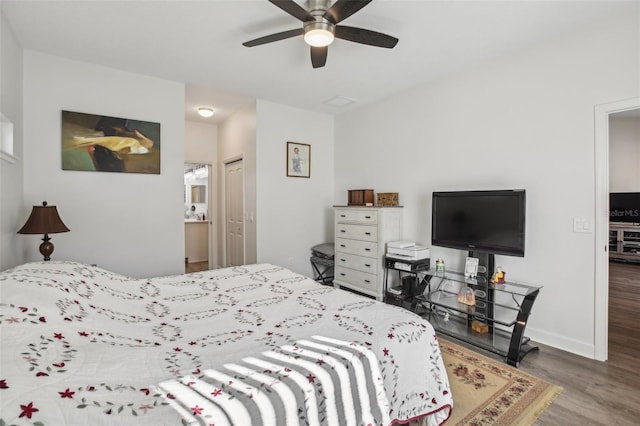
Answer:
[225,159,244,267]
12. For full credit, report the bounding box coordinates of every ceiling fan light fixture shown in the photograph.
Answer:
[304,28,334,47]
[197,107,215,118]
[304,20,335,47]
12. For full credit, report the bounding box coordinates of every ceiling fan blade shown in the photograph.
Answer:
[334,25,398,48]
[324,0,373,24]
[269,0,315,22]
[311,46,328,68]
[243,28,304,47]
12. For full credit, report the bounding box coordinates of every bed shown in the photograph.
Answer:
[0,261,452,425]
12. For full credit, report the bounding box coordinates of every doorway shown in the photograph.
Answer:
[184,162,213,272]
[594,97,640,361]
[225,158,245,267]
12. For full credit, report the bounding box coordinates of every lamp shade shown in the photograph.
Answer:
[18,201,70,235]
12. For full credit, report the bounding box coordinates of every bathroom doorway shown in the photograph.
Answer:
[184,162,213,272]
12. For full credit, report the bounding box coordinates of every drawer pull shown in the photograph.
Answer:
[340,244,346,248]
[364,280,371,283]
[364,264,371,267]
[340,258,346,262]
[340,273,346,277]
[365,216,372,219]
[340,214,346,218]
[364,232,371,235]
[340,230,346,233]
[364,248,371,251]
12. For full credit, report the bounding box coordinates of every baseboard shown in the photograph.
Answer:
[526,326,596,359]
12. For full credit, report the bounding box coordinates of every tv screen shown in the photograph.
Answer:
[431,189,526,257]
[610,192,640,224]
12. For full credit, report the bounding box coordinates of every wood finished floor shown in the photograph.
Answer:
[481,261,640,425]
[185,260,639,424]
[185,261,208,273]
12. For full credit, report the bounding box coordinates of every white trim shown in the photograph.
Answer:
[0,151,17,164]
[1,113,16,162]
[594,97,640,361]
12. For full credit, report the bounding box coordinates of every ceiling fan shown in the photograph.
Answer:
[242,0,399,68]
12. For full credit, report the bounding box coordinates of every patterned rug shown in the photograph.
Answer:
[439,339,563,425]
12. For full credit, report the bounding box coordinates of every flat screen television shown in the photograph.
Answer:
[609,192,640,224]
[431,189,526,257]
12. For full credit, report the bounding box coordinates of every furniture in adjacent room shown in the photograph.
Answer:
[184,219,208,265]
[333,206,403,301]
[609,224,640,263]
[414,269,541,367]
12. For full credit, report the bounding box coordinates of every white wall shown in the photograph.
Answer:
[22,51,185,278]
[0,11,24,271]
[256,100,334,277]
[185,121,217,162]
[218,102,257,266]
[334,10,639,358]
[610,115,640,192]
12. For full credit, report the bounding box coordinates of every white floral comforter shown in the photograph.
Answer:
[0,261,452,425]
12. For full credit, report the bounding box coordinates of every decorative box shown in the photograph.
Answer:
[348,189,374,206]
[377,192,399,206]
[471,320,489,334]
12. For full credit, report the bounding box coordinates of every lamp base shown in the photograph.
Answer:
[40,234,54,261]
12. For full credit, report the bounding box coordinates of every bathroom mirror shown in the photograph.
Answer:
[191,185,206,203]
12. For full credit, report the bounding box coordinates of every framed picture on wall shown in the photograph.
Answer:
[61,110,161,174]
[286,141,310,178]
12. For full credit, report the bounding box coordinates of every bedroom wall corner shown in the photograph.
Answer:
[21,51,185,278]
[255,100,334,277]
[0,11,25,271]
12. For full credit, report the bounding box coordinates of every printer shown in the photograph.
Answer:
[386,241,430,261]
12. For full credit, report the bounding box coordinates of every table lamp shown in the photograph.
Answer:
[17,201,70,261]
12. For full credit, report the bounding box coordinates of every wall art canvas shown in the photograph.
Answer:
[286,141,310,178]
[61,110,161,174]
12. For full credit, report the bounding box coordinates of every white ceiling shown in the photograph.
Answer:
[1,1,632,124]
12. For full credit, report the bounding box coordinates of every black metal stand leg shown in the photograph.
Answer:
[507,289,539,366]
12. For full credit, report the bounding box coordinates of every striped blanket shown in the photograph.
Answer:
[157,336,390,426]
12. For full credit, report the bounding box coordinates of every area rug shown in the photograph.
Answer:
[438,338,563,425]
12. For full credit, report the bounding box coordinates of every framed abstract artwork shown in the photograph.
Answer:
[286,141,310,178]
[61,110,161,174]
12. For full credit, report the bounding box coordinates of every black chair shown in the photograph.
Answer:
[310,243,334,285]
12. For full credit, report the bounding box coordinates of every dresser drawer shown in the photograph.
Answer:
[336,223,378,242]
[335,238,378,258]
[334,252,378,274]
[334,266,378,292]
[335,209,378,224]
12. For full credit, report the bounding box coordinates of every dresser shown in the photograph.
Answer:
[333,206,403,300]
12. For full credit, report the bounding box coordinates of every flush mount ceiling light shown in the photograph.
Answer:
[197,107,215,118]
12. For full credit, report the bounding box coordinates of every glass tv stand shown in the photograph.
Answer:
[414,269,541,367]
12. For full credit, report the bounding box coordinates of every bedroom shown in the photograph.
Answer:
[0,0,638,424]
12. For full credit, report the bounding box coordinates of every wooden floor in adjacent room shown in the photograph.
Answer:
[186,261,208,273]
[506,261,640,425]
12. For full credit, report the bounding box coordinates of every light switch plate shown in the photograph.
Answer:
[573,217,592,233]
